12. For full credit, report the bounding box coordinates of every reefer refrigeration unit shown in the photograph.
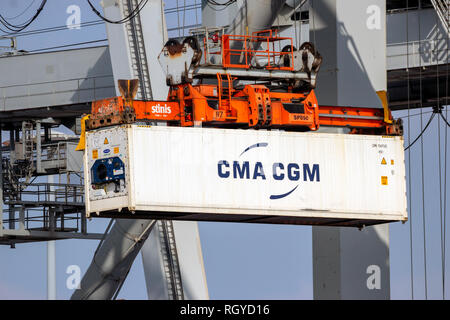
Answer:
[84,125,407,227]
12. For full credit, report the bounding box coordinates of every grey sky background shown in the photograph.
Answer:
[0,0,448,300]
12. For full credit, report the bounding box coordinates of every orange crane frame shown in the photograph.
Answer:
[86,81,400,135]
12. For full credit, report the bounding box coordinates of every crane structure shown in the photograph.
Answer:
[74,0,406,301]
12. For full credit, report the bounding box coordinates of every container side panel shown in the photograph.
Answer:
[119,126,407,222]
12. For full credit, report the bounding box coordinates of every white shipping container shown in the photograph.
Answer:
[84,125,407,227]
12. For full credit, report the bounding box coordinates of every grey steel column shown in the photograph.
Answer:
[310,0,390,299]
[47,240,56,299]
[47,174,56,300]
[36,121,42,174]
[18,206,25,231]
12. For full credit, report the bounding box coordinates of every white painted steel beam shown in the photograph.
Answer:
[310,0,391,299]
[0,46,115,112]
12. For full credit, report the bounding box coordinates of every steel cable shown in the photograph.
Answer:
[441,113,450,127]
[86,0,149,24]
[26,39,108,53]
[0,0,46,34]
[3,0,37,20]
[418,4,428,299]
[404,112,436,151]
[205,0,236,12]
[444,23,448,297]
[406,0,415,300]
[1,20,104,38]
[434,6,445,300]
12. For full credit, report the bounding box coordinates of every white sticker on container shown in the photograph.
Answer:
[113,169,124,175]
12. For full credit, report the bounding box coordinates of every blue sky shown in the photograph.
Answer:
[0,0,449,300]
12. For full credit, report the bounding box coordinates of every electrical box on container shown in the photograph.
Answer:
[84,125,407,227]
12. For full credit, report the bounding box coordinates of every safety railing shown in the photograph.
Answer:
[3,207,82,232]
[1,140,79,177]
[2,182,85,232]
[431,0,450,33]
[190,26,225,66]
[8,182,84,206]
[192,27,295,71]
[221,30,295,71]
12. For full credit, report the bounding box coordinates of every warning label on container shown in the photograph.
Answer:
[381,176,388,185]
